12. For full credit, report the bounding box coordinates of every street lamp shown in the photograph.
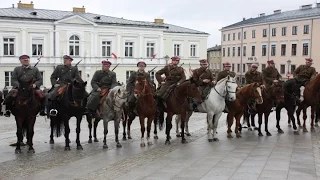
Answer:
[164,55,170,65]
[287,59,291,79]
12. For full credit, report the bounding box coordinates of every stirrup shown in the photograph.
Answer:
[49,109,58,117]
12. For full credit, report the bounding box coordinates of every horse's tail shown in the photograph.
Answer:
[22,120,28,138]
[51,115,65,137]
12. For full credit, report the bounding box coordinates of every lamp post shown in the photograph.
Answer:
[164,55,170,65]
[287,59,291,80]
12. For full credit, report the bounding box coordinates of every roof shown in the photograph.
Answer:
[207,45,221,51]
[222,6,320,30]
[0,7,208,35]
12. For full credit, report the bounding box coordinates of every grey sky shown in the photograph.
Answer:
[0,0,318,47]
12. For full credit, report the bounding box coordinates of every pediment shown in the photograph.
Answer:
[55,15,97,26]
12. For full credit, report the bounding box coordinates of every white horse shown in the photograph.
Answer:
[176,76,238,141]
[101,85,128,149]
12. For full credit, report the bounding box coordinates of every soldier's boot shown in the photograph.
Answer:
[48,100,58,117]
[82,97,90,115]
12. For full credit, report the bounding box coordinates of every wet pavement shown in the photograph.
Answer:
[0,109,320,180]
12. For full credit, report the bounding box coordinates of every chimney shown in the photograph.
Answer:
[243,17,246,21]
[274,9,281,14]
[12,4,15,8]
[300,4,312,9]
[73,6,85,13]
[17,1,34,9]
[154,18,164,24]
[259,13,265,17]
[317,3,320,8]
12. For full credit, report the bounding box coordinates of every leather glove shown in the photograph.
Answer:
[32,84,36,88]
[54,84,60,87]
[97,88,101,92]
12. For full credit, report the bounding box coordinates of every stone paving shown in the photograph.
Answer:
[0,109,319,180]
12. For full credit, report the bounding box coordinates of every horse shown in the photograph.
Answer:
[100,85,128,149]
[131,74,157,147]
[0,90,3,116]
[275,79,304,134]
[295,74,320,132]
[11,79,42,153]
[243,82,284,136]
[49,79,87,151]
[175,76,238,142]
[227,82,263,138]
[157,79,202,145]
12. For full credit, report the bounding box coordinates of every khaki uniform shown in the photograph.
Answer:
[126,70,152,103]
[216,70,236,83]
[262,67,281,87]
[48,65,82,100]
[87,70,117,111]
[245,71,263,84]
[155,65,186,100]
[293,65,316,83]
[192,67,214,99]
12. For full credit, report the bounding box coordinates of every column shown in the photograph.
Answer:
[117,33,121,59]
[139,34,143,58]
[21,29,26,55]
[94,32,98,58]
[49,30,54,57]
[55,31,60,61]
[159,35,164,62]
[90,32,94,63]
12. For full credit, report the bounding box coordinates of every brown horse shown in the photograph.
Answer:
[244,82,284,136]
[158,79,202,145]
[133,74,157,147]
[227,82,263,138]
[296,74,320,132]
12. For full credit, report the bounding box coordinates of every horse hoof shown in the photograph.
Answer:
[15,149,22,154]
[176,134,181,137]
[186,133,191,136]
[266,132,272,136]
[165,140,171,145]
[236,134,242,138]
[147,142,153,146]
[303,128,308,133]
[278,129,284,134]
[181,139,188,144]
[28,149,35,153]
[227,135,233,138]
[49,140,54,144]
[213,138,219,141]
[116,143,122,148]
[154,135,158,139]
[258,133,263,137]
[77,146,83,150]
[88,139,92,143]
[122,137,127,141]
[64,147,71,151]
[103,145,108,149]
[128,137,132,140]
[94,139,99,142]
[208,139,213,142]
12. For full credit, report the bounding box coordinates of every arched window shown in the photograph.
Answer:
[69,35,80,56]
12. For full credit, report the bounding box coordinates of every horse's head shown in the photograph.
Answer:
[180,79,202,104]
[225,75,238,101]
[134,74,151,98]
[18,79,34,98]
[270,80,285,103]
[109,85,128,111]
[243,82,263,104]
[71,79,87,106]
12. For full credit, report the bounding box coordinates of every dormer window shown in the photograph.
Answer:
[94,16,101,20]
[30,11,37,15]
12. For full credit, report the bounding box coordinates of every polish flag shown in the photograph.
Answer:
[111,53,117,59]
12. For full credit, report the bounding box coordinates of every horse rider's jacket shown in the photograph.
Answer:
[262,67,281,87]
[86,70,117,111]
[126,70,152,103]
[191,67,214,99]
[245,70,263,84]
[155,64,186,100]
[216,70,236,83]
[293,65,317,82]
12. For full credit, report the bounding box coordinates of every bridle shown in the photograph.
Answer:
[213,79,237,100]
[134,79,153,97]
[107,90,127,111]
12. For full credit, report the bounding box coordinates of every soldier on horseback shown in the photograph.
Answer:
[155,56,186,107]
[4,55,45,117]
[126,61,152,115]
[293,58,316,85]
[191,59,214,111]
[262,60,281,87]
[47,55,82,116]
[86,60,117,116]
[245,63,263,114]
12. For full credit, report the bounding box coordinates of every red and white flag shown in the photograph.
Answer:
[111,53,118,59]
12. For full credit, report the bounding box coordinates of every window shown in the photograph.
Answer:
[190,44,196,57]
[4,71,13,87]
[237,64,240,72]
[261,64,266,70]
[223,34,226,41]
[304,25,309,34]
[232,47,235,56]
[237,47,240,56]
[223,48,225,57]
[281,44,286,56]
[262,45,267,56]
[280,65,286,74]
[233,33,235,40]
[243,31,246,39]
[282,27,287,36]
[126,71,135,83]
[232,63,235,71]
[242,64,246,73]
[3,38,15,56]
[227,47,230,56]
[238,32,241,40]
[271,28,276,36]
[263,29,267,37]
[291,44,297,56]
[243,46,246,56]
[271,45,276,56]
[102,41,112,57]
[173,44,180,57]
[228,34,230,41]
[69,35,80,56]
[292,26,297,35]
[251,46,255,56]
[149,71,155,82]
[291,65,296,73]
[32,38,43,56]
[303,43,309,56]
[147,43,155,57]
[252,30,256,38]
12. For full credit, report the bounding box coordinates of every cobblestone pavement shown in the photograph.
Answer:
[0,109,320,180]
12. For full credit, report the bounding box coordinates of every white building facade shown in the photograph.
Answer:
[0,2,209,91]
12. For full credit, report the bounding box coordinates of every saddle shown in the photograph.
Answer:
[98,88,110,116]
[57,84,68,97]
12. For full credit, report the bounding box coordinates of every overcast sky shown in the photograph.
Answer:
[0,0,318,47]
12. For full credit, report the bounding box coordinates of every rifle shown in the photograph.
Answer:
[112,63,120,71]
[34,53,42,67]
[148,66,157,73]
[75,59,83,67]
[179,63,184,67]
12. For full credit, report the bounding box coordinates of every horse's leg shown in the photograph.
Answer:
[258,113,263,136]
[15,118,23,154]
[114,118,122,148]
[207,112,214,142]
[212,113,222,141]
[49,118,55,144]
[122,114,127,140]
[302,106,308,132]
[180,112,187,143]
[165,112,173,145]
[64,118,71,151]
[252,113,258,130]
[76,116,83,150]
[311,106,315,132]
[27,117,36,153]
[127,115,134,139]
[87,115,93,143]
[185,111,192,136]
[153,115,158,139]
[93,118,100,142]
[276,104,284,133]
[264,112,271,136]
[288,105,299,134]
[139,115,146,147]
[175,115,181,137]
[227,112,234,138]
[296,105,302,127]
[147,116,154,145]
[102,118,109,149]
[235,114,242,138]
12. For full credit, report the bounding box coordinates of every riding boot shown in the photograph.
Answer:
[48,100,58,117]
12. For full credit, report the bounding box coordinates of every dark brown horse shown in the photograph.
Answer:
[296,74,320,132]
[244,82,284,136]
[132,74,157,147]
[158,79,202,145]
[227,83,263,138]
[0,90,3,116]
[11,80,42,153]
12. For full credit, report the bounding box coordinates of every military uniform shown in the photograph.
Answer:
[155,57,186,101]
[293,59,316,84]
[262,67,281,87]
[86,60,117,112]
[127,71,151,103]
[245,71,263,84]
[192,59,214,100]
[216,70,236,83]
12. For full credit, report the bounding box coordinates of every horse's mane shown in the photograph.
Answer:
[216,76,235,85]
[107,86,120,100]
